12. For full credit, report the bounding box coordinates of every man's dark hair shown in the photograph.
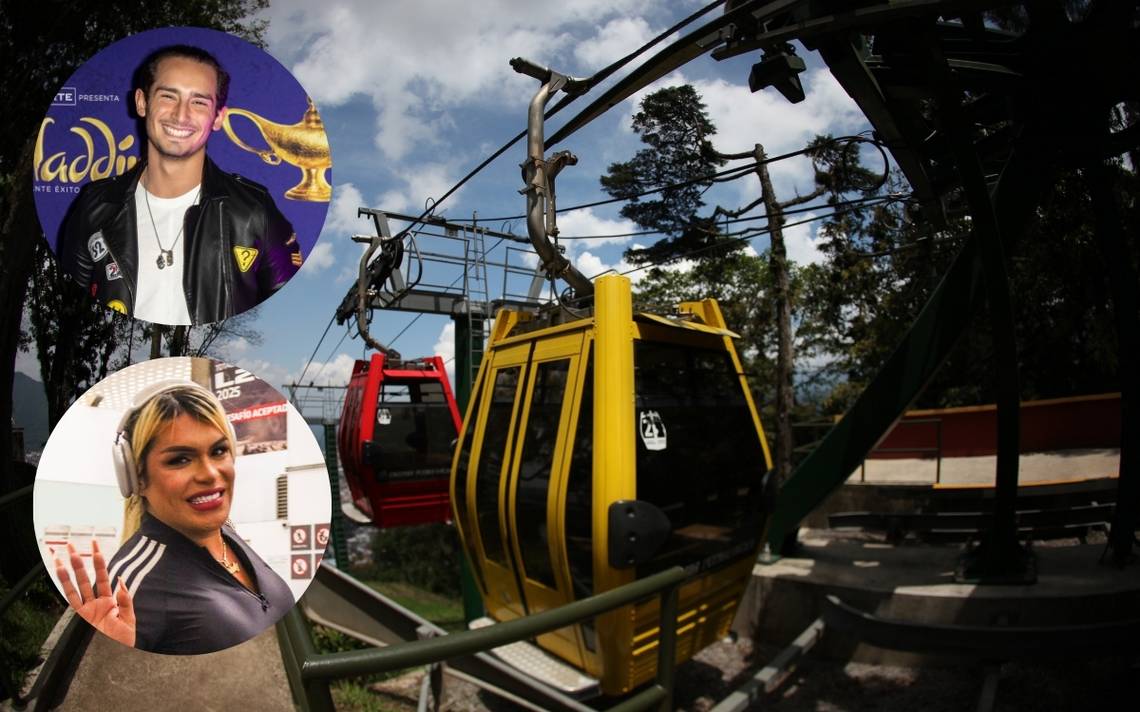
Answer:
[133,44,230,110]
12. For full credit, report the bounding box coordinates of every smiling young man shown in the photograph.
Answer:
[59,44,303,325]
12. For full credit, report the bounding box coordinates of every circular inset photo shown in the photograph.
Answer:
[32,357,333,655]
[34,26,332,326]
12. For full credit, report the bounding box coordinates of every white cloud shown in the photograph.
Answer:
[236,359,294,392]
[267,0,653,163]
[557,208,640,252]
[336,263,361,285]
[577,246,694,286]
[694,70,865,203]
[575,17,656,69]
[241,352,360,394]
[226,337,252,355]
[782,212,825,265]
[576,250,614,280]
[377,161,464,215]
[433,321,455,387]
[322,182,368,237]
[301,241,336,276]
[615,66,868,212]
[697,70,865,157]
[296,352,359,387]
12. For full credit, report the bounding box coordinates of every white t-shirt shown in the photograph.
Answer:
[133,184,200,325]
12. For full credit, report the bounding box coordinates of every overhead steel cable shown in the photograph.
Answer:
[295,314,337,390]
[544,0,775,147]
[379,0,730,244]
[474,135,887,222]
[609,195,911,278]
[308,324,354,386]
[553,193,907,240]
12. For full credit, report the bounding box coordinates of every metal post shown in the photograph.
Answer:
[283,606,336,712]
[935,419,942,485]
[921,30,1032,583]
[1088,160,1140,564]
[654,580,680,712]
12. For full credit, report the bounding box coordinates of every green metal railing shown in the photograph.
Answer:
[277,565,689,712]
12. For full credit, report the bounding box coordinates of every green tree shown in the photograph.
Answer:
[602,85,885,485]
[803,162,1134,413]
[708,135,882,485]
[26,241,127,427]
[600,85,733,264]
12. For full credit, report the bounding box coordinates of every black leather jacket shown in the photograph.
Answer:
[59,156,302,324]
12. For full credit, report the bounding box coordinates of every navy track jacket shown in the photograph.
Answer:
[107,512,295,654]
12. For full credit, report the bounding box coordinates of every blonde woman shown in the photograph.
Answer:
[52,381,292,654]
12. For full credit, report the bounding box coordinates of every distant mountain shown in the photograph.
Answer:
[13,372,49,457]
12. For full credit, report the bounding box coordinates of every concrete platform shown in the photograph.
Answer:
[733,529,1140,666]
[849,448,1119,486]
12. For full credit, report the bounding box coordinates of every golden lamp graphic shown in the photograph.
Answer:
[221,97,331,202]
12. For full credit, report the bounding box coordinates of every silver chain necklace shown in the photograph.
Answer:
[142,171,201,270]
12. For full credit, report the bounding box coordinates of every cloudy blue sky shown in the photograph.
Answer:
[22,1,874,410]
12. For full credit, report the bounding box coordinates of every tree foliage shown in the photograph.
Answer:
[600,85,731,264]
[26,241,130,427]
[801,161,1136,414]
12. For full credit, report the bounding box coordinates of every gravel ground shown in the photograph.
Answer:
[361,628,1137,711]
[359,528,1135,711]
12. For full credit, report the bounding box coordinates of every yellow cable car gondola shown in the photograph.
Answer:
[451,273,772,695]
[449,58,774,696]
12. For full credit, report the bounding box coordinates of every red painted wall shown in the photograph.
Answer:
[868,394,1122,459]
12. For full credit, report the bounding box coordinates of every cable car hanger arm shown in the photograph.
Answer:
[340,208,402,358]
[514,57,595,300]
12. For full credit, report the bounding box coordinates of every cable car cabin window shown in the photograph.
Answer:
[564,349,593,599]
[368,381,456,482]
[475,367,520,567]
[514,359,569,590]
[633,340,763,578]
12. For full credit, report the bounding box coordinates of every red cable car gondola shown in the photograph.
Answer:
[338,353,461,528]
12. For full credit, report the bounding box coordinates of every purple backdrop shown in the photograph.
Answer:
[33,26,331,258]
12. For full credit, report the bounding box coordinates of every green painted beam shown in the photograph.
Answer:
[322,426,351,569]
[766,232,987,554]
[453,314,486,623]
[765,38,1052,557]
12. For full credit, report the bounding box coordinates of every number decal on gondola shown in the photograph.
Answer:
[638,410,667,451]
